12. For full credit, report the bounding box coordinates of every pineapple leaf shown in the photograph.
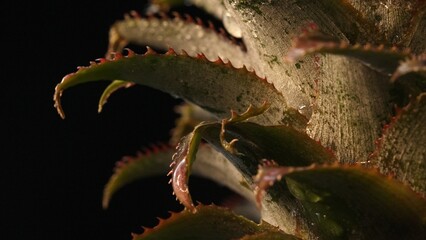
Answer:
[370,92,426,197]
[389,54,426,106]
[391,53,426,82]
[169,123,209,212]
[54,48,289,126]
[212,122,336,168]
[103,142,254,211]
[131,205,298,240]
[102,144,172,209]
[254,164,426,239]
[98,79,135,113]
[108,11,248,68]
[171,105,335,213]
[284,29,410,76]
[170,102,216,145]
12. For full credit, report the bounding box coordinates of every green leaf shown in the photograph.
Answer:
[217,122,336,168]
[170,102,216,145]
[284,29,410,76]
[131,205,298,240]
[254,164,426,239]
[98,79,135,113]
[170,124,206,212]
[108,12,248,67]
[102,144,173,209]
[103,142,256,212]
[54,48,289,127]
[170,104,335,213]
[370,93,426,197]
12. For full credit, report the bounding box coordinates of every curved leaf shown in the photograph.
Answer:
[108,12,248,67]
[391,54,426,82]
[98,80,135,113]
[54,48,289,127]
[370,93,426,197]
[102,144,172,209]
[254,164,426,239]
[170,104,335,214]
[284,29,410,76]
[103,143,256,211]
[170,102,216,145]
[389,54,426,106]
[170,124,206,212]
[131,205,297,240]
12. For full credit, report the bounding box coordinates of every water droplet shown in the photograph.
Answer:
[223,12,242,38]
[197,30,205,38]
[252,31,258,38]
[298,104,311,116]
[380,0,390,9]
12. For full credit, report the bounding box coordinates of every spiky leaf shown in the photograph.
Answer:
[170,105,336,213]
[371,93,426,197]
[104,143,255,210]
[54,48,288,126]
[284,29,410,76]
[102,145,173,209]
[131,205,298,240]
[254,164,426,239]
[98,80,135,113]
[108,12,248,67]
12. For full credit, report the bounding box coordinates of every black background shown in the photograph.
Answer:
[4,1,233,239]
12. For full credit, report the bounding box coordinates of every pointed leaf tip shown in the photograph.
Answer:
[102,145,174,209]
[54,47,289,125]
[171,146,196,212]
[53,86,65,119]
[170,127,207,212]
[98,80,135,113]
